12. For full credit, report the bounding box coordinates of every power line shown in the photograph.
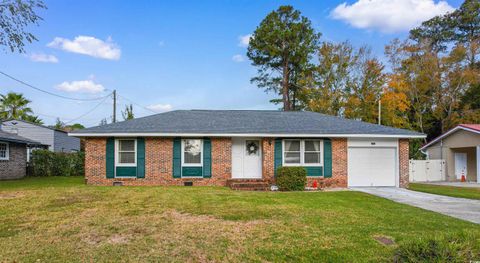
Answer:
[116,94,157,114]
[64,93,112,124]
[0,70,110,101]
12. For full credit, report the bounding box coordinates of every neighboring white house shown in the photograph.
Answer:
[0,119,81,156]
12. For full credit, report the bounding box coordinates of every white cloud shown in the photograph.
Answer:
[47,35,121,60]
[238,34,252,47]
[56,79,105,94]
[232,54,245,62]
[331,0,454,33]
[146,103,172,112]
[29,53,59,63]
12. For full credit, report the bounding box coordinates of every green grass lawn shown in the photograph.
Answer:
[409,183,480,200]
[0,177,479,262]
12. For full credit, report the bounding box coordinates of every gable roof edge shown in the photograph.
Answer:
[420,126,480,151]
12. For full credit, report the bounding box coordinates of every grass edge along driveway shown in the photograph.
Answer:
[0,177,479,262]
[409,183,480,200]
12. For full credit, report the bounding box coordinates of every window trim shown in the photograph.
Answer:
[115,139,137,167]
[181,139,203,167]
[0,142,9,161]
[282,139,323,167]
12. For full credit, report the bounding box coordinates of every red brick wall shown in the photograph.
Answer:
[84,137,232,186]
[85,137,352,188]
[306,138,348,188]
[84,138,106,185]
[399,139,409,188]
[262,138,275,183]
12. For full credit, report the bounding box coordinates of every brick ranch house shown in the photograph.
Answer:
[70,110,425,188]
[0,130,43,180]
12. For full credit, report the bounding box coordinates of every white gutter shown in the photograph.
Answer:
[69,132,426,139]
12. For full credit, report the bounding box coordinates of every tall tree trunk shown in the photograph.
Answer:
[282,59,290,111]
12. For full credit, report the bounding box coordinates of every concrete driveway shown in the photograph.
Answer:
[352,187,480,224]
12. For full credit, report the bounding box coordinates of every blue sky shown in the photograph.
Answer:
[0,0,463,127]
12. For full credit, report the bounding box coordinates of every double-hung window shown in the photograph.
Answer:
[116,139,136,166]
[283,139,322,166]
[0,142,9,160]
[182,139,202,166]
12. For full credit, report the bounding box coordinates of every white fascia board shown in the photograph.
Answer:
[420,126,480,151]
[69,132,426,139]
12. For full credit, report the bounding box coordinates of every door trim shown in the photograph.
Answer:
[231,137,263,179]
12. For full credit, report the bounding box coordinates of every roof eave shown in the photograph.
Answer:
[69,132,426,139]
[420,125,480,151]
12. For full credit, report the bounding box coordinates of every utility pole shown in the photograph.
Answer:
[378,99,381,125]
[113,90,117,123]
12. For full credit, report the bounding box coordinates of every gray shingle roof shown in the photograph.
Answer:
[71,110,424,137]
[0,130,43,145]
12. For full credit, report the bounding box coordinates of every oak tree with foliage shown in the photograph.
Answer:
[0,0,46,53]
[247,5,321,111]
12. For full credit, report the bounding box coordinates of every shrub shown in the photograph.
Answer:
[394,232,480,262]
[29,150,85,177]
[276,166,307,191]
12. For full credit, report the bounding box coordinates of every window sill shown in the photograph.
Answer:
[115,164,137,167]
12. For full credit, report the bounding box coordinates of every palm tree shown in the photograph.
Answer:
[0,92,33,120]
[22,115,44,125]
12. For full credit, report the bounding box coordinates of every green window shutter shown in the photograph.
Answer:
[323,139,332,178]
[136,138,145,178]
[274,139,282,176]
[203,138,212,178]
[173,138,181,178]
[106,137,115,178]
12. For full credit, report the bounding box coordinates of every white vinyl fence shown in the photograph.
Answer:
[409,160,446,182]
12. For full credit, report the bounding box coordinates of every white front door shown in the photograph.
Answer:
[455,153,467,180]
[232,138,262,179]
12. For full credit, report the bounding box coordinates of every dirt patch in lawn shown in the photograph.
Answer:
[374,235,396,246]
[151,210,273,259]
[0,191,24,199]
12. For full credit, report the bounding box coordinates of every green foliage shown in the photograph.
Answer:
[0,92,33,120]
[0,0,46,53]
[29,150,84,177]
[247,5,321,111]
[276,166,307,191]
[410,139,426,160]
[68,123,85,130]
[21,114,43,124]
[52,118,65,130]
[394,232,480,262]
[122,104,134,120]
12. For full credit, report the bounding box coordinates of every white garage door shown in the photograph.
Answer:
[348,147,397,187]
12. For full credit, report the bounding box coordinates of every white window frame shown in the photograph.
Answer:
[0,142,9,161]
[181,139,203,167]
[115,139,137,167]
[282,139,323,167]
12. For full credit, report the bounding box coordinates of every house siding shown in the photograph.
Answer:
[0,142,27,180]
[425,130,480,181]
[1,120,54,150]
[1,120,80,152]
[54,130,81,152]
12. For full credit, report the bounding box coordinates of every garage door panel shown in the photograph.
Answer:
[348,147,396,187]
